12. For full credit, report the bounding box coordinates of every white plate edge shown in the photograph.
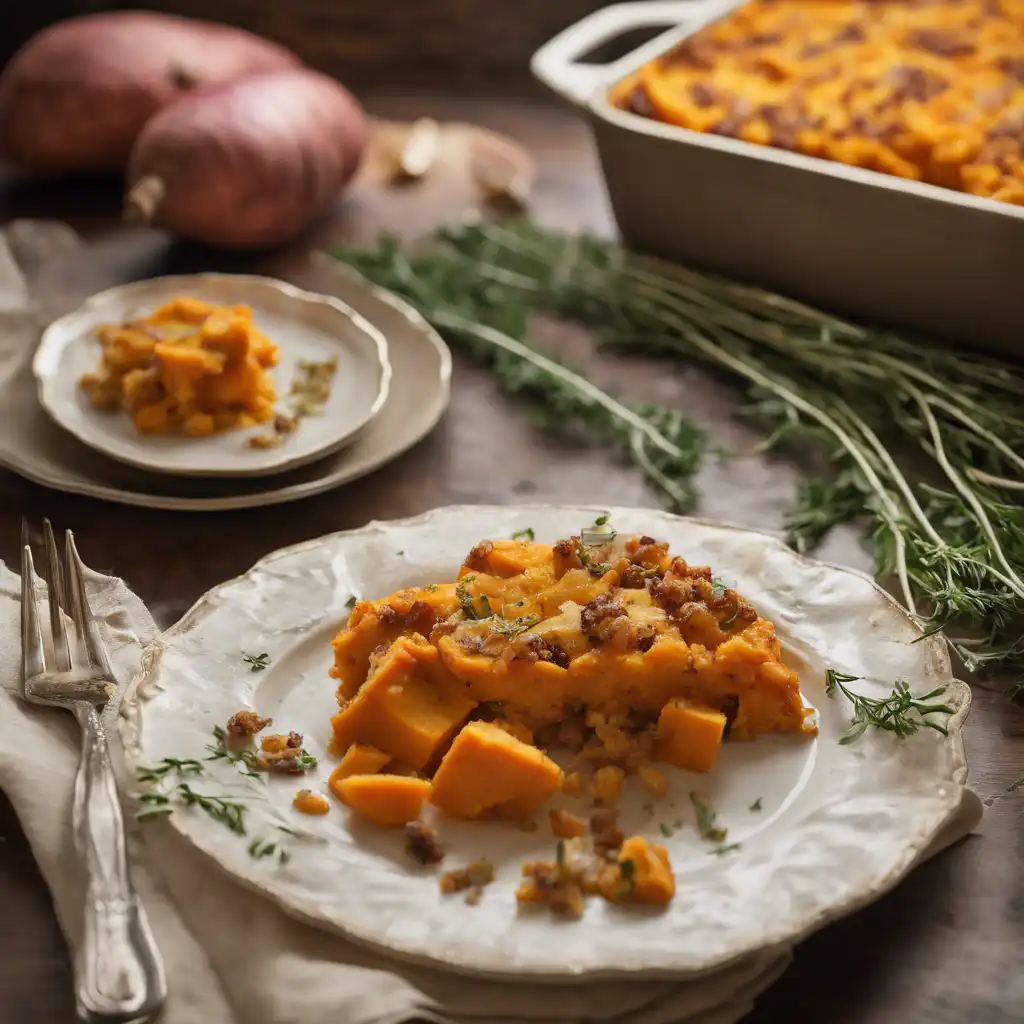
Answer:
[31,273,394,479]
[117,503,972,982]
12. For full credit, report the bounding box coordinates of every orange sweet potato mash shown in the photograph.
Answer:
[80,296,278,435]
[612,0,1024,205]
[327,529,814,830]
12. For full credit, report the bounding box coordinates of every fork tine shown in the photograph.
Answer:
[65,529,114,678]
[20,527,47,685]
[42,519,72,672]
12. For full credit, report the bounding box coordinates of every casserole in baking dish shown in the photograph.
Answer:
[532,0,1024,357]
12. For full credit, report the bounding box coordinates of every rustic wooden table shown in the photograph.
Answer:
[0,93,1021,1024]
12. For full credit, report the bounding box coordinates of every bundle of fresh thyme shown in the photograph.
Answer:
[328,220,1024,686]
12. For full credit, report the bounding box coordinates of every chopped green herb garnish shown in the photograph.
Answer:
[345,595,357,610]
[749,798,763,812]
[456,575,493,620]
[136,758,204,783]
[249,838,291,866]
[710,577,728,597]
[174,783,248,835]
[490,614,541,638]
[207,727,265,779]
[511,527,535,542]
[293,750,319,772]
[825,669,955,744]
[575,538,612,576]
[595,515,609,526]
[425,584,440,593]
[710,843,742,857]
[556,839,566,866]
[1008,775,1023,792]
[659,822,674,837]
[690,792,727,843]
[242,651,270,672]
[620,858,636,894]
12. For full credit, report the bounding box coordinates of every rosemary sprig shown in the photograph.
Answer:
[690,792,728,843]
[824,669,955,743]
[326,222,1024,681]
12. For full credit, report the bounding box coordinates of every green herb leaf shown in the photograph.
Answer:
[825,669,955,742]
[690,792,728,843]
[490,614,541,638]
[710,843,742,857]
[136,758,204,783]
[456,575,493,621]
[242,652,270,672]
[749,798,763,812]
[1007,775,1023,792]
[293,750,319,772]
[594,514,609,526]
[345,595,357,610]
[659,822,674,837]
[511,527,536,542]
[207,727,266,779]
[620,858,636,894]
[575,538,612,577]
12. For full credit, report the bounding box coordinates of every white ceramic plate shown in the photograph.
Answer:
[32,274,392,478]
[120,505,970,981]
[0,262,450,510]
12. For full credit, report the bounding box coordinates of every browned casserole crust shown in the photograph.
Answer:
[612,0,1024,205]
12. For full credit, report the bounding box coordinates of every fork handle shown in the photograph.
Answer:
[72,705,167,1023]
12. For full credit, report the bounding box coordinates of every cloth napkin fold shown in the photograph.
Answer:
[0,564,982,1024]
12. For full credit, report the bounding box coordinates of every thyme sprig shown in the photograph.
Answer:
[455,574,492,619]
[690,792,728,844]
[327,222,1024,681]
[208,725,265,780]
[825,669,956,743]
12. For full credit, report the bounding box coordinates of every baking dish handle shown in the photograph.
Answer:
[532,1,705,107]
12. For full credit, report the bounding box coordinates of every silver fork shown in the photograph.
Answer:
[21,520,167,1023]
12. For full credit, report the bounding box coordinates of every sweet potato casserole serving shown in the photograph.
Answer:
[613,0,1024,205]
[326,523,815,910]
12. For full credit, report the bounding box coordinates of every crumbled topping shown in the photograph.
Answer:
[405,820,445,865]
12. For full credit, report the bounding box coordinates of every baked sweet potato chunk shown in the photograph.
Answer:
[330,635,477,771]
[429,721,563,820]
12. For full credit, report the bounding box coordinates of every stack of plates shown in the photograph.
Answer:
[0,268,451,510]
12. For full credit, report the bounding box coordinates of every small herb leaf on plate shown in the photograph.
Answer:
[242,651,270,672]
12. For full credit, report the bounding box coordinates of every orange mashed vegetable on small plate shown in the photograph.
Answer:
[79,296,278,436]
[327,527,816,827]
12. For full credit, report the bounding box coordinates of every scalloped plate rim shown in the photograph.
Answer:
[119,504,971,982]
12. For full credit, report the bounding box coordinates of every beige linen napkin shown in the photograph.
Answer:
[0,563,982,1024]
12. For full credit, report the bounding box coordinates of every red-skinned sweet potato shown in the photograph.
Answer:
[0,12,300,175]
[124,68,367,248]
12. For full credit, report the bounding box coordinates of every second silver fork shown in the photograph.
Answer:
[21,521,167,1023]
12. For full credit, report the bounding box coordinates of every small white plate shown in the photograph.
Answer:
[121,505,970,981]
[32,274,392,478]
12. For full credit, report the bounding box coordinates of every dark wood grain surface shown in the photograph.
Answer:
[0,0,630,95]
[0,92,1021,1024]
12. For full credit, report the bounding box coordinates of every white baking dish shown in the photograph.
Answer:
[532,0,1024,358]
